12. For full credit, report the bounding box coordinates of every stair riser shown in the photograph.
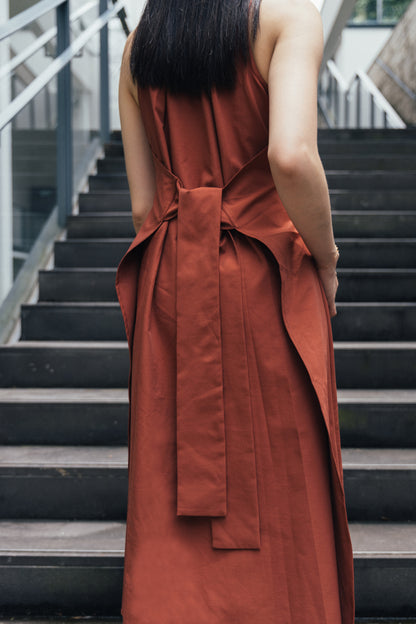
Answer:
[88,173,416,191]
[119,128,416,142]
[329,190,416,210]
[353,559,416,617]
[344,470,416,520]
[0,468,414,521]
[0,404,128,446]
[79,192,131,212]
[337,274,416,302]
[53,240,416,268]
[97,157,416,174]
[0,346,414,388]
[38,270,118,302]
[37,269,416,303]
[65,213,416,239]
[0,469,127,519]
[1,403,414,448]
[316,128,416,140]
[105,141,416,159]
[339,403,416,448]
[0,560,415,617]
[20,304,416,341]
[85,182,416,215]
[0,565,124,617]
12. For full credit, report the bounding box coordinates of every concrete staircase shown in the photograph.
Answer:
[0,128,415,619]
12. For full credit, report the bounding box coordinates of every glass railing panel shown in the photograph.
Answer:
[71,29,101,193]
[10,78,58,280]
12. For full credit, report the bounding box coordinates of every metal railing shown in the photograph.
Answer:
[0,0,129,338]
[318,59,406,128]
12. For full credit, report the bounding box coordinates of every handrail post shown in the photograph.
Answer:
[0,1,13,304]
[56,0,73,228]
[100,0,110,143]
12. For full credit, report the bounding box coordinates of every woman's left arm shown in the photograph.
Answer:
[118,32,156,234]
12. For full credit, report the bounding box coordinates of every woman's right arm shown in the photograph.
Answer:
[261,0,339,316]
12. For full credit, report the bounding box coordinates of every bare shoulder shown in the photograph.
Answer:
[260,0,322,28]
[253,0,323,82]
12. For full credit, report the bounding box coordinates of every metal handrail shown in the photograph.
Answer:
[0,2,97,81]
[356,69,406,127]
[0,1,124,132]
[319,59,406,128]
[0,0,66,41]
[0,0,130,332]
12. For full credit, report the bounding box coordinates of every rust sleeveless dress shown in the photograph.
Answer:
[115,47,355,624]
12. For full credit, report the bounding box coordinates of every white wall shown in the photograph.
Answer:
[334,26,393,84]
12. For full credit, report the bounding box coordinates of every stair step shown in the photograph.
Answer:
[105,127,416,143]
[0,445,414,521]
[0,341,415,389]
[332,303,416,341]
[316,127,416,140]
[66,211,416,239]
[337,269,416,302]
[0,388,128,446]
[78,191,130,212]
[67,214,135,239]
[37,267,416,303]
[97,155,416,174]
[329,189,416,210]
[0,520,414,618]
[342,448,416,520]
[53,238,416,269]
[334,341,416,388]
[20,302,416,341]
[0,446,127,519]
[0,389,413,448]
[338,389,416,448]
[0,519,125,617]
[38,268,118,302]
[104,140,416,158]
[88,171,416,191]
[350,521,416,617]
[79,188,416,214]
[54,238,416,269]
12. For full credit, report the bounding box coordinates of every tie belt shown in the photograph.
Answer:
[154,160,261,550]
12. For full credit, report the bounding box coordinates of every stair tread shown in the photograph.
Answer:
[334,341,416,348]
[337,389,416,403]
[0,388,128,403]
[0,519,126,556]
[22,301,416,309]
[0,519,414,557]
[0,341,127,348]
[3,340,416,349]
[1,388,413,404]
[341,448,416,467]
[1,445,415,468]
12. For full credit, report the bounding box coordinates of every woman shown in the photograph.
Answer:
[115,0,355,622]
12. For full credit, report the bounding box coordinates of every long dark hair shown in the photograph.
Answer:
[130,0,262,95]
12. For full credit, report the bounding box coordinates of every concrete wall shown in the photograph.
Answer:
[367,0,416,125]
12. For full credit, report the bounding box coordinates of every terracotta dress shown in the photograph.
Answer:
[115,47,355,624]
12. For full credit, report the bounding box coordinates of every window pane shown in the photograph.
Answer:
[351,0,377,22]
[382,0,412,21]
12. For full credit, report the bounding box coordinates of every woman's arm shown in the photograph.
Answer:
[118,32,156,234]
[260,0,339,315]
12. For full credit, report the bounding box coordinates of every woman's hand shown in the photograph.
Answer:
[317,265,339,318]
